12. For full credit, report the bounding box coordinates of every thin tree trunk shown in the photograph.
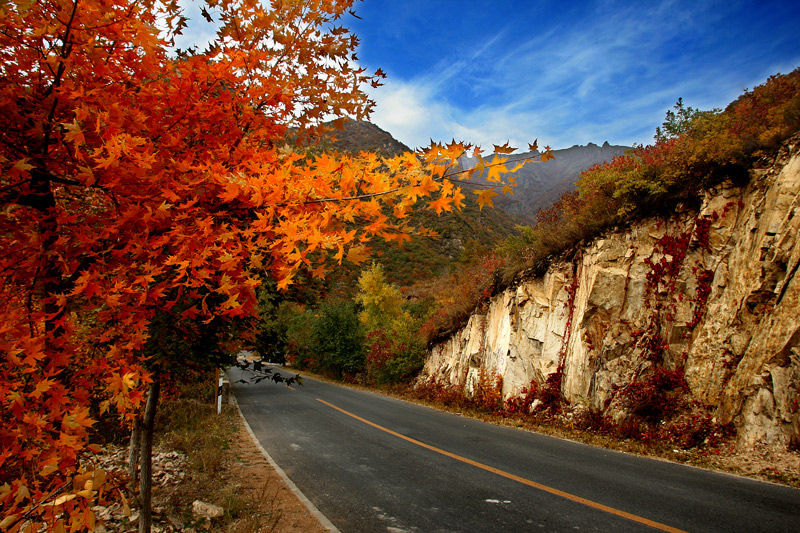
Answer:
[128,416,142,490]
[138,378,160,533]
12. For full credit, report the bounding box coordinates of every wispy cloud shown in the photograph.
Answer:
[364,0,800,150]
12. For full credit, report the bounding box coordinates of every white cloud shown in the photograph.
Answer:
[364,0,800,150]
[367,78,554,151]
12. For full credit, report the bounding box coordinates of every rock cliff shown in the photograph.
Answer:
[422,136,800,447]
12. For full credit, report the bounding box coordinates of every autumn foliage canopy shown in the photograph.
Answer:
[0,0,544,527]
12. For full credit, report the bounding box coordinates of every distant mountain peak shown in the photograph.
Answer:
[323,118,411,158]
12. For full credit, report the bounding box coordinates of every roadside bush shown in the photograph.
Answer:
[471,367,503,412]
[503,379,538,415]
[356,264,427,385]
[364,328,425,385]
[312,299,365,379]
[620,367,689,421]
[412,377,473,410]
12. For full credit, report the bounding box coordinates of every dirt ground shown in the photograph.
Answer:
[225,417,329,533]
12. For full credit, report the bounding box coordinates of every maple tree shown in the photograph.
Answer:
[0,0,548,529]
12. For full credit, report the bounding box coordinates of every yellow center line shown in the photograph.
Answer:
[316,398,686,533]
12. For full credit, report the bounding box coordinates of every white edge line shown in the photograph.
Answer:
[229,387,341,533]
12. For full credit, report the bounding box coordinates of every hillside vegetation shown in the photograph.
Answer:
[296,119,524,291]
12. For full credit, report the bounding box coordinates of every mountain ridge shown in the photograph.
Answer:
[326,118,630,221]
[462,141,630,220]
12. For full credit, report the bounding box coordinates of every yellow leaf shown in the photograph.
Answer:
[94,469,107,487]
[427,196,452,214]
[509,160,526,173]
[13,158,35,173]
[451,188,466,209]
[469,157,485,179]
[85,508,96,531]
[32,379,55,398]
[276,276,294,291]
[119,489,131,517]
[122,372,137,390]
[53,494,77,506]
[340,164,355,192]
[346,244,370,265]
[486,155,508,183]
[15,484,30,502]
[0,515,19,530]
[474,188,499,210]
[310,264,329,279]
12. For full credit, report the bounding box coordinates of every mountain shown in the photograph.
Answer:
[324,119,412,157]
[319,119,523,288]
[464,142,630,221]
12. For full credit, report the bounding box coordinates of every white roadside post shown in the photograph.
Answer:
[215,368,223,414]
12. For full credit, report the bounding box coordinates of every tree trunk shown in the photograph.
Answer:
[128,416,142,491]
[138,378,160,533]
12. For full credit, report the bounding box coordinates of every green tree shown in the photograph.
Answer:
[355,263,426,384]
[312,299,365,378]
[655,98,709,142]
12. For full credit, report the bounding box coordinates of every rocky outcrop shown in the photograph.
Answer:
[422,136,800,447]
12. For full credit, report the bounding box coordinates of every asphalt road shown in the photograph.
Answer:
[229,368,800,532]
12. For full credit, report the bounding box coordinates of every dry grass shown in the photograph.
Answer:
[152,388,285,531]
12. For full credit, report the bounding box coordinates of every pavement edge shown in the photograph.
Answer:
[230,392,341,533]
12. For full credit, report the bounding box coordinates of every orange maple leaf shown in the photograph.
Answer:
[474,188,500,210]
[493,141,517,154]
[428,196,452,215]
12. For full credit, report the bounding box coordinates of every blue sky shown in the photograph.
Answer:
[177,0,800,150]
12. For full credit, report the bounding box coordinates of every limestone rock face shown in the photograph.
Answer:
[422,137,800,447]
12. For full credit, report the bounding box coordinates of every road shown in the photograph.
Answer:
[229,368,800,532]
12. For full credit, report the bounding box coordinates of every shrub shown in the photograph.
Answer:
[312,299,365,378]
[412,377,473,410]
[280,302,316,369]
[504,380,538,415]
[471,367,503,412]
[356,264,427,385]
[620,367,689,421]
[416,251,505,343]
[365,328,425,385]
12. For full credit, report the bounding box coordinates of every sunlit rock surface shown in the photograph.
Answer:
[422,137,800,447]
